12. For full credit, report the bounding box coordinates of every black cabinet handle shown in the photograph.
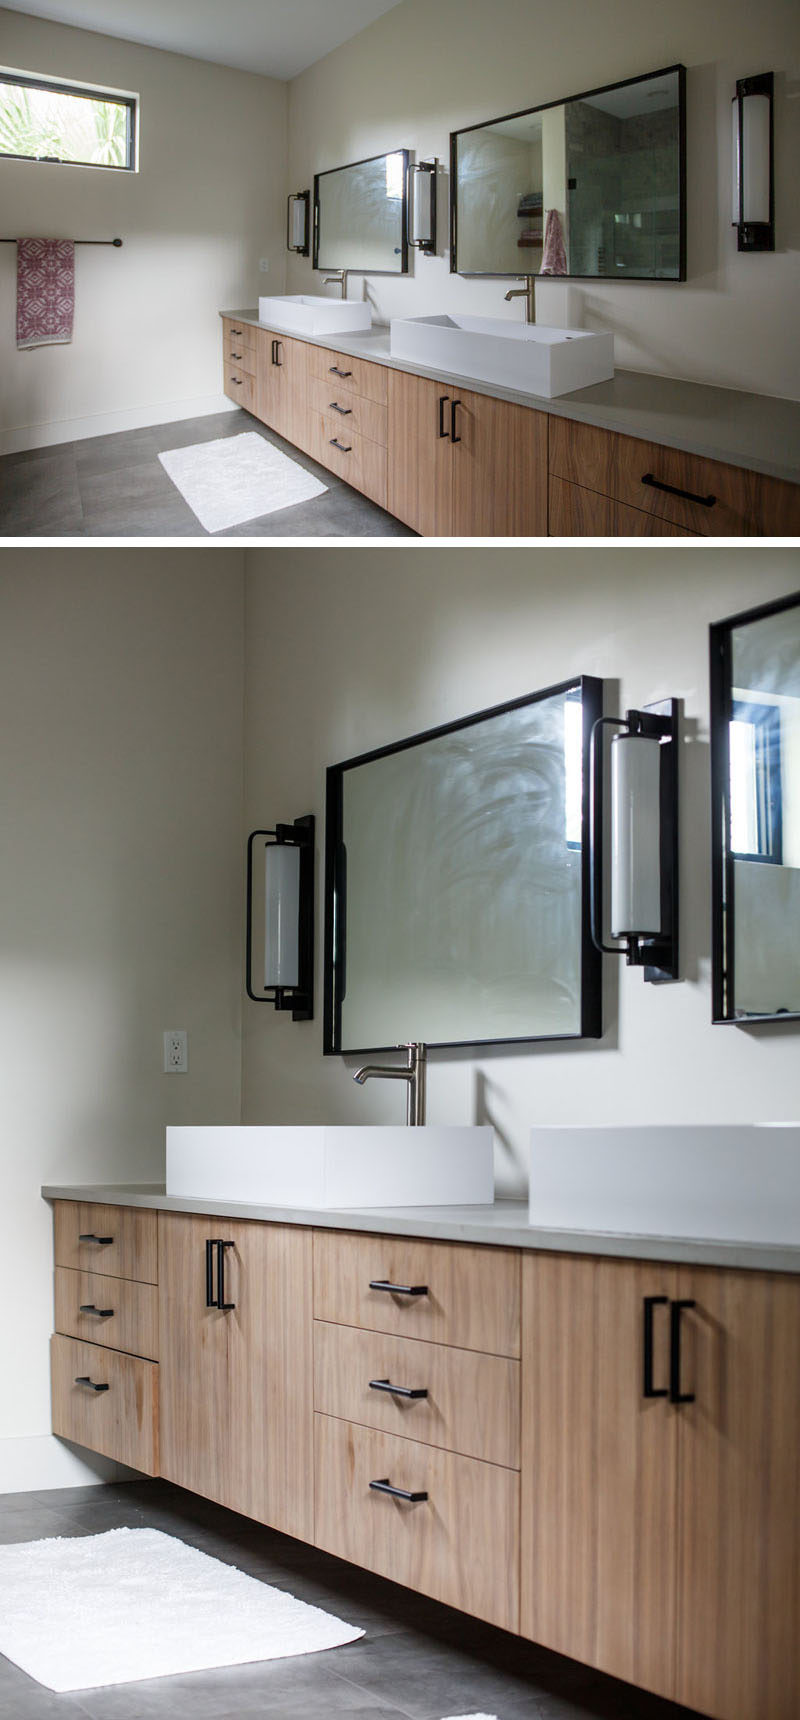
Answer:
[438,394,450,438]
[330,437,352,453]
[205,1238,215,1308]
[329,365,353,378]
[369,1279,428,1297]
[369,1477,428,1503]
[643,1296,669,1398]
[216,1239,235,1311]
[231,351,242,360]
[79,1304,114,1318]
[369,1377,428,1400]
[229,377,242,385]
[231,327,242,335]
[78,1234,113,1245]
[75,1376,109,1393]
[272,339,283,366]
[329,401,353,415]
[450,399,461,443]
[641,473,716,509]
[669,1299,696,1404]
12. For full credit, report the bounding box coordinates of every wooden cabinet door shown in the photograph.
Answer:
[521,1253,680,1701]
[450,388,547,536]
[158,1213,313,1542]
[387,369,453,535]
[256,330,307,440]
[674,1267,800,1720]
[549,473,614,535]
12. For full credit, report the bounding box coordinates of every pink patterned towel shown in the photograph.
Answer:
[16,238,75,349]
[540,208,567,276]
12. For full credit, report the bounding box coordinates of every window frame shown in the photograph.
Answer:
[0,67,137,173]
[729,699,783,866]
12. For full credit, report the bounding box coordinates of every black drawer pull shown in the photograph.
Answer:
[369,1377,428,1400]
[75,1376,109,1393]
[438,394,450,438]
[643,1296,669,1398]
[369,1279,428,1297]
[641,473,716,509]
[329,365,353,378]
[330,437,352,453]
[369,1477,428,1503]
[670,1299,696,1404]
[205,1238,236,1309]
[79,1304,114,1318]
[230,377,242,385]
[450,398,461,443]
[272,339,283,366]
[231,327,242,335]
[78,1234,113,1245]
[329,401,353,415]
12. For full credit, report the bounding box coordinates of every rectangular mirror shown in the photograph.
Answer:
[324,677,603,1053]
[711,591,800,1023]
[313,150,409,274]
[451,64,685,281]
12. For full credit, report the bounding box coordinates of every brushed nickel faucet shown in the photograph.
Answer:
[353,1042,427,1126]
[323,269,352,299]
[504,275,536,323]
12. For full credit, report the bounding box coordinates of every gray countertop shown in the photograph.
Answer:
[222,309,800,486]
[42,1185,800,1274]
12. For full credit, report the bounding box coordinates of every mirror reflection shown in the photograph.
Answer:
[324,679,602,1053]
[713,594,800,1021]
[313,150,409,274]
[451,65,684,281]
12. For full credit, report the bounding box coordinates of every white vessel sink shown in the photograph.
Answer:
[529,1124,800,1244]
[167,1125,494,1210]
[390,313,614,399]
[257,295,372,336]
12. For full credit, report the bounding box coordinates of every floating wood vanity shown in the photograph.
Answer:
[45,1187,800,1720]
[221,312,800,537]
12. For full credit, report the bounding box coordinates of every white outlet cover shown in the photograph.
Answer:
[259,258,269,272]
[163,1030,188,1074]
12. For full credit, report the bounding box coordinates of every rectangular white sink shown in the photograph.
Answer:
[167,1125,494,1210]
[257,295,372,336]
[529,1124,800,1244]
[390,313,614,398]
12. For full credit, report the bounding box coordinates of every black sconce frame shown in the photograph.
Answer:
[407,159,437,255]
[589,698,680,984]
[286,190,310,256]
[733,72,774,253]
[246,814,315,1020]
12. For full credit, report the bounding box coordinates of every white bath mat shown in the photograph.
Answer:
[0,1527,363,1692]
[159,432,327,531]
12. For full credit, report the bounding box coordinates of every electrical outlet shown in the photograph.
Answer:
[163,1030,188,1073]
[259,257,269,272]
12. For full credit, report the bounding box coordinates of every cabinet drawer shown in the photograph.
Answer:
[54,1202,158,1284]
[613,433,761,536]
[224,340,256,376]
[308,374,387,446]
[314,1319,519,1468]
[307,411,387,508]
[224,365,255,411]
[549,474,614,536]
[54,1266,158,1361]
[313,1230,520,1357]
[314,1413,519,1632]
[50,1334,158,1475]
[308,346,388,406]
[223,319,255,355]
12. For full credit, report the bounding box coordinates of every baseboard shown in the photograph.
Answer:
[0,394,238,457]
[0,1434,143,1496]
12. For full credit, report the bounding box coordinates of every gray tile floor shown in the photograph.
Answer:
[0,1480,700,1720]
[0,411,415,538]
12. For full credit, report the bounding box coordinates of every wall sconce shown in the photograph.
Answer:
[287,191,310,256]
[246,815,314,1019]
[407,159,437,254]
[589,700,679,984]
[731,73,774,252]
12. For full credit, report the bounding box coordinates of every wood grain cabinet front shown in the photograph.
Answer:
[54,1201,157,1284]
[255,329,310,450]
[54,1266,158,1360]
[387,370,548,537]
[50,1334,158,1475]
[158,1212,314,1542]
[313,1228,521,1358]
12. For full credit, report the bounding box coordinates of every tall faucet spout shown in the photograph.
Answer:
[353,1042,427,1125]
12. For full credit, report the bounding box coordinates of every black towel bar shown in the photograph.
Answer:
[1,237,123,246]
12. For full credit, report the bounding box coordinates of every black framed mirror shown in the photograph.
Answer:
[324,676,603,1054]
[450,64,686,282]
[711,590,800,1024]
[313,150,409,274]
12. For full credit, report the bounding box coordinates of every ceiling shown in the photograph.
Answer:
[2,0,406,80]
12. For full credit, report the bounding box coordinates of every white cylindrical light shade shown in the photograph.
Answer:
[731,93,771,224]
[409,168,433,245]
[610,733,662,937]
[265,843,300,987]
[290,197,306,249]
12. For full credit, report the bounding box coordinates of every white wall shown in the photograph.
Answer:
[0,552,245,1490]
[241,548,800,1193]
[286,0,800,400]
[0,10,288,453]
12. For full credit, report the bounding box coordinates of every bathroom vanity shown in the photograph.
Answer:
[44,1186,800,1720]
[221,312,800,537]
